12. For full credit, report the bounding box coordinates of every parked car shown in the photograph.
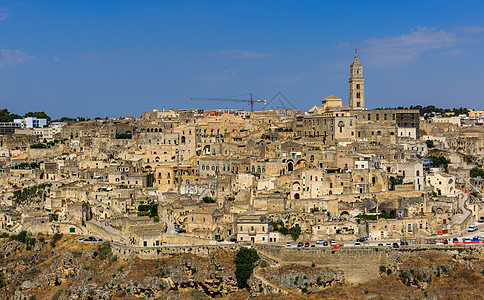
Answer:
[468,225,477,232]
[392,243,399,248]
[354,242,361,246]
[297,242,303,247]
[478,217,484,223]
[386,242,392,246]
[452,237,459,243]
[463,238,472,243]
[356,237,368,243]
[377,243,384,246]
[311,244,315,247]
[472,236,480,242]
[330,241,336,245]
[323,241,329,246]
[304,242,310,247]
[229,237,237,242]
[316,240,325,244]
[286,242,292,247]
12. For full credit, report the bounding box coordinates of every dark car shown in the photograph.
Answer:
[392,243,399,248]
[311,244,315,247]
[452,237,459,243]
[304,242,310,247]
[297,242,303,247]
[229,237,237,242]
[478,217,484,223]
[323,241,329,246]
[378,243,384,246]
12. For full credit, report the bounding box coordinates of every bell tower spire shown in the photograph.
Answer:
[349,50,364,109]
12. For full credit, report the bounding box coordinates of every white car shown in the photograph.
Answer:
[316,240,325,244]
[286,242,291,247]
[330,241,336,245]
[354,242,361,246]
[468,225,477,232]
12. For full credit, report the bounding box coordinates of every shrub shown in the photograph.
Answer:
[115,133,132,139]
[50,233,63,248]
[97,241,112,261]
[202,196,216,203]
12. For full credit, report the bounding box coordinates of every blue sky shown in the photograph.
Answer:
[1,1,484,118]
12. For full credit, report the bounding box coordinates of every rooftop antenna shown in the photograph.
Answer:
[355,48,357,55]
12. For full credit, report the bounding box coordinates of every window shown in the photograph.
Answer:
[356,84,360,89]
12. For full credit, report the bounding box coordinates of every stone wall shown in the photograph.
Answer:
[161,233,217,246]
[111,243,237,260]
[254,244,484,283]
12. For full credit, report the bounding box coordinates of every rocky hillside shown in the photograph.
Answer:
[0,235,250,299]
[2,235,484,299]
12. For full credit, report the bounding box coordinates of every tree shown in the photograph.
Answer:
[234,247,259,288]
[0,108,21,122]
[289,226,302,241]
[470,167,484,178]
[425,140,434,148]
[429,155,450,171]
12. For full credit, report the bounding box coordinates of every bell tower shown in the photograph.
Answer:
[349,49,365,109]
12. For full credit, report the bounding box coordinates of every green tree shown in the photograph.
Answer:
[234,247,259,288]
[425,140,434,148]
[429,155,451,171]
[0,108,21,122]
[470,167,484,178]
[289,226,302,241]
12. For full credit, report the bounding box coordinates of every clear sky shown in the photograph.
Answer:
[1,1,484,118]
